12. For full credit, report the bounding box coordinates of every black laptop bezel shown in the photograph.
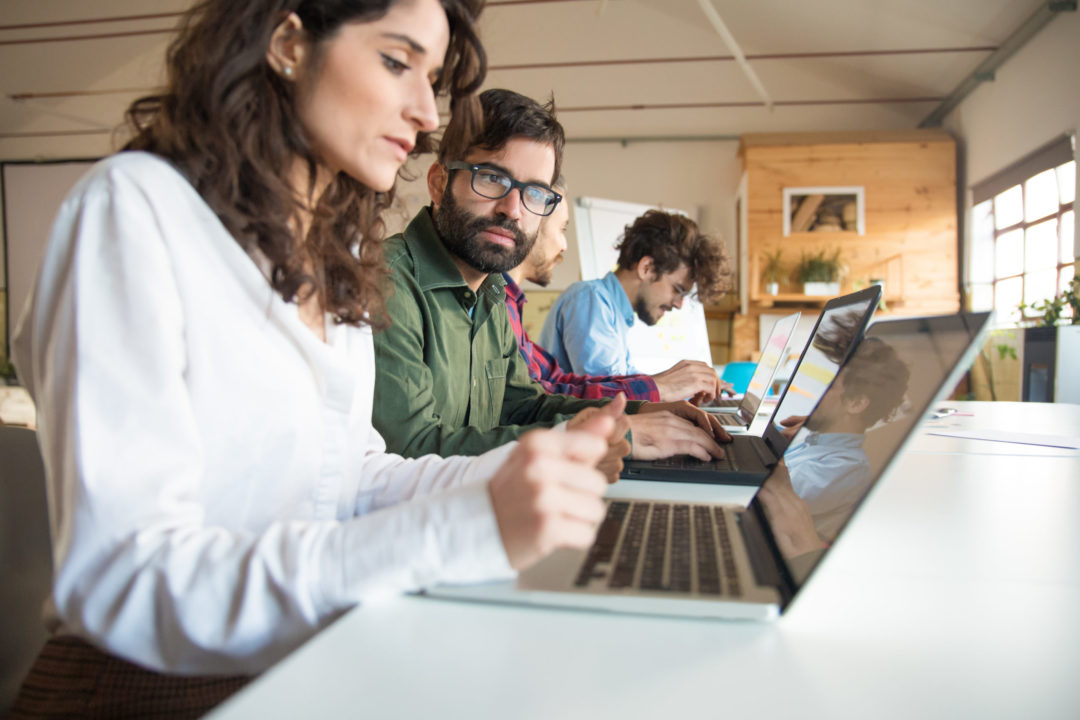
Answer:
[759,285,883,460]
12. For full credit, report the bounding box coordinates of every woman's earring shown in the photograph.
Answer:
[283,66,293,78]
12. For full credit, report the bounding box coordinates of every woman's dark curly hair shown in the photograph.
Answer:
[123,0,487,329]
[614,210,732,303]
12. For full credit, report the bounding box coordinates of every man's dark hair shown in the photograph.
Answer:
[840,337,910,428]
[439,88,565,185]
[614,210,732,303]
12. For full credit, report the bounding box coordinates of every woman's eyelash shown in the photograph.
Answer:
[380,54,409,73]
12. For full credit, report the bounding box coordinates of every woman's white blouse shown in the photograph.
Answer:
[12,152,515,675]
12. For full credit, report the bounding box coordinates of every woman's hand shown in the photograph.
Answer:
[489,411,616,570]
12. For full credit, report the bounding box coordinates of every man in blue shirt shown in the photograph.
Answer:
[539,209,732,388]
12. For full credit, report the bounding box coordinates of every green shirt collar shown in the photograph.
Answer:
[403,206,507,300]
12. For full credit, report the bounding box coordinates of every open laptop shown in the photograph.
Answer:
[621,285,882,485]
[704,311,800,432]
[426,311,993,620]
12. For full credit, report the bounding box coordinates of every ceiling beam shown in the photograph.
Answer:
[490,46,996,71]
[558,97,941,113]
[919,0,1077,127]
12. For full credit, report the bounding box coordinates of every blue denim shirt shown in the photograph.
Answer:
[538,271,641,376]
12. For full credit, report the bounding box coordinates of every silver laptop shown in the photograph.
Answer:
[705,311,800,431]
[425,312,992,620]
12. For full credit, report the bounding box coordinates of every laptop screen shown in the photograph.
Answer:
[763,288,880,454]
[751,312,992,592]
[738,312,799,417]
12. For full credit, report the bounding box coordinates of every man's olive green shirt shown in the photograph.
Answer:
[373,208,602,457]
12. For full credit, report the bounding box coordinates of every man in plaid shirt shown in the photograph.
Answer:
[503,180,732,403]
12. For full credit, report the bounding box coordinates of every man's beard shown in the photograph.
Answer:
[633,294,661,326]
[434,186,537,274]
[526,251,559,287]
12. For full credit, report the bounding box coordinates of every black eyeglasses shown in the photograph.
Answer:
[445,161,562,217]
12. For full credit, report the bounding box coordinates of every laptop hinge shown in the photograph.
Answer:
[752,436,778,468]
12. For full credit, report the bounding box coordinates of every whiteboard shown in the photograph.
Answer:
[572,196,712,374]
[3,161,96,351]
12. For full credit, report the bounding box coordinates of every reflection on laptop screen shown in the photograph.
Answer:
[754,313,989,588]
[769,299,877,440]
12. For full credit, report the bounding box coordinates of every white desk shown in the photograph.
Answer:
[210,403,1080,720]
[909,400,1080,457]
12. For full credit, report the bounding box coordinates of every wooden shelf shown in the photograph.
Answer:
[752,293,832,308]
[784,230,861,241]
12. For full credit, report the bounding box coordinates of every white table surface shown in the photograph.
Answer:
[210,403,1080,720]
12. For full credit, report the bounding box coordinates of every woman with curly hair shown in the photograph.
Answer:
[10,1,613,715]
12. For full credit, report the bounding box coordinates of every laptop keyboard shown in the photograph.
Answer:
[710,398,742,408]
[651,436,771,473]
[574,501,742,596]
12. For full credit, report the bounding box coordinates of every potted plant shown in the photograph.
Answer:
[760,249,784,296]
[793,249,842,296]
[971,331,1021,401]
[1016,275,1080,402]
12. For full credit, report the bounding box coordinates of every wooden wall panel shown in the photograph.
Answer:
[734,130,960,359]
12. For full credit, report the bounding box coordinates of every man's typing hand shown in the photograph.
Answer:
[638,400,732,444]
[488,413,614,571]
[627,408,726,461]
[650,359,732,404]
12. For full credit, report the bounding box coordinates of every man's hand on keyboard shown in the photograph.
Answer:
[637,400,733,444]
[489,414,614,571]
[650,359,735,404]
[627,410,726,462]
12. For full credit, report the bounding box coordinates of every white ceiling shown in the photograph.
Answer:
[0,0,1055,156]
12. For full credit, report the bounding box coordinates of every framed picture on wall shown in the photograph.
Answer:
[782,186,865,236]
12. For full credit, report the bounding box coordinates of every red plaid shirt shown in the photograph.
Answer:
[502,274,659,401]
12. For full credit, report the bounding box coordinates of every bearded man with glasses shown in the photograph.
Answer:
[373,89,732,478]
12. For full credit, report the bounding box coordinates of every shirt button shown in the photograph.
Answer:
[472,379,477,386]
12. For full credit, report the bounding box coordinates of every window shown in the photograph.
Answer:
[969,138,1075,324]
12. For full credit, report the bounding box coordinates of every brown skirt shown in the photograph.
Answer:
[7,636,251,719]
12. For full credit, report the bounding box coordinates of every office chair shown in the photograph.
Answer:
[0,426,52,713]
[719,361,756,396]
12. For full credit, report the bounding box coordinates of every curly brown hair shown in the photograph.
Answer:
[614,210,732,303]
[123,0,487,330]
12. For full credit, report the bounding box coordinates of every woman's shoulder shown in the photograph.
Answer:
[78,151,191,195]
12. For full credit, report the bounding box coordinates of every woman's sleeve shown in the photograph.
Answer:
[13,164,512,677]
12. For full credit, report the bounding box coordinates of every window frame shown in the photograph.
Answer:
[967,134,1077,325]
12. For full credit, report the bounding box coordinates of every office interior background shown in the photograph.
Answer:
[1,0,1078,399]
[2,3,1080,717]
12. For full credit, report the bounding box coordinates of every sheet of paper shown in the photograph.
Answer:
[926,428,1080,450]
